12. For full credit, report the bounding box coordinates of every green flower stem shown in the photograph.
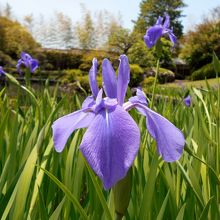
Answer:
[150,59,160,108]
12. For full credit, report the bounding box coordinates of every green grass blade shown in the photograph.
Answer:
[39,167,89,220]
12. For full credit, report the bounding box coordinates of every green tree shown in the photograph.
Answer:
[134,0,186,38]
[0,17,40,58]
[75,7,96,49]
[180,7,220,72]
[107,26,136,54]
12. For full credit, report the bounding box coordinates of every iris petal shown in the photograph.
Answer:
[168,31,177,46]
[30,59,39,73]
[52,110,95,152]
[117,55,130,105]
[89,58,99,97]
[137,104,184,162]
[102,58,117,98]
[144,26,163,48]
[80,105,140,189]
[124,100,185,162]
[82,96,95,109]
[163,14,170,29]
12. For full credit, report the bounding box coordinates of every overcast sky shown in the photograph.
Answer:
[0,0,219,32]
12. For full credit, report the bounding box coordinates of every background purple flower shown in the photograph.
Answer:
[16,52,39,74]
[52,55,185,189]
[144,13,177,48]
[184,95,191,107]
[0,66,6,76]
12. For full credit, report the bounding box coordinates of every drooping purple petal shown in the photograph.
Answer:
[140,105,184,161]
[30,59,39,73]
[117,55,130,106]
[102,58,117,98]
[168,31,177,46]
[125,101,185,162]
[144,26,163,48]
[80,105,140,189]
[89,58,99,97]
[0,66,6,76]
[52,110,95,152]
[82,96,95,109]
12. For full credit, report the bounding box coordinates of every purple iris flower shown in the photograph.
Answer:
[184,95,191,107]
[144,14,177,48]
[16,52,39,74]
[0,66,6,76]
[52,55,185,189]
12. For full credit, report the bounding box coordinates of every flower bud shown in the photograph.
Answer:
[113,168,132,219]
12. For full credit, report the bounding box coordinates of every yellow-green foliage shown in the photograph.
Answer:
[129,64,144,87]
[0,16,39,57]
[191,63,216,81]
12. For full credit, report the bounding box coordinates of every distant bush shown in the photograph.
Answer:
[141,76,155,87]
[157,68,175,84]
[0,17,39,58]
[144,67,175,84]
[64,69,83,83]
[36,50,83,70]
[191,63,216,80]
[79,51,118,72]
[129,64,144,87]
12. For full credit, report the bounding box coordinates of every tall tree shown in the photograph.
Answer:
[134,0,186,38]
[56,12,74,49]
[23,14,34,34]
[75,7,96,49]
[4,3,12,19]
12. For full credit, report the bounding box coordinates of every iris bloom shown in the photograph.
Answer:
[0,66,6,76]
[52,55,185,189]
[16,52,39,74]
[184,95,191,107]
[144,14,177,48]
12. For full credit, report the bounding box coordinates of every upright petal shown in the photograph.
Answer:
[156,16,163,25]
[117,55,130,105]
[89,58,99,97]
[52,110,95,152]
[80,105,140,189]
[163,13,170,28]
[102,58,117,98]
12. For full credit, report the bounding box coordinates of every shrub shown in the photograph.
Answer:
[65,69,83,83]
[141,76,155,88]
[129,64,144,87]
[79,51,118,72]
[157,68,175,84]
[144,67,175,84]
[37,50,83,70]
[191,63,216,80]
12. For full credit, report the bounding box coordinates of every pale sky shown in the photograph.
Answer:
[0,0,219,32]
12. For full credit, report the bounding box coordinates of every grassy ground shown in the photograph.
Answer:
[163,78,220,88]
[0,75,220,219]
